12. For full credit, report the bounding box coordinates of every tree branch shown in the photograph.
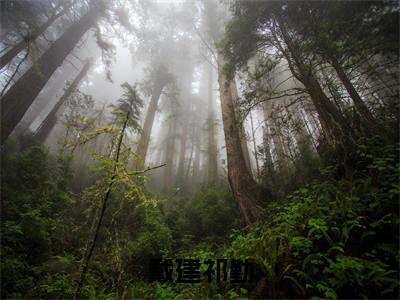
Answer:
[128,163,166,175]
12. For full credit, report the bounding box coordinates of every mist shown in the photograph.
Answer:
[1,0,399,299]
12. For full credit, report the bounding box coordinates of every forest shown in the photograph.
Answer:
[0,0,399,299]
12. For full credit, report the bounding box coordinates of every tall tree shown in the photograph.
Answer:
[191,130,201,188]
[134,64,171,169]
[223,2,353,147]
[1,1,105,143]
[163,115,177,192]
[34,59,92,143]
[74,83,143,299]
[176,113,188,185]
[206,63,218,181]
[0,0,76,70]
[249,110,260,176]
[262,125,274,172]
[202,0,261,224]
[285,1,380,130]
[230,79,253,174]
[263,101,286,170]
[272,20,352,146]
[217,51,261,225]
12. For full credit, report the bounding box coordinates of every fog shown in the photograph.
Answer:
[2,0,397,194]
[1,0,240,193]
[2,0,399,298]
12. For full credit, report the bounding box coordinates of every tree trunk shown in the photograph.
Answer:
[320,67,344,114]
[298,107,318,152]
[13,63,77,136]
[163,117,176,192]
[176,118,188,185]
[206,63,218,181]
[230,79,253,174]
[272,110,290,159]
[34,60,92,143]
[191,132,201,188]
[185,140,194,181]
[262,125,273,169]
[330,56,377,129]
[1,3,103,144]
[263,101,286,169]
[249,111,260,176]
[217,52,261,226]
[275,25,351,146]
[0,0,75,70]
[303,73,350,145]
[134,75,167,169]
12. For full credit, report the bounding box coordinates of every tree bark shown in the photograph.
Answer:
[274,25,351,146]
[262,125,273,170]
[230,79,253,174]
[263,101,286,169]
[0,0,76,70]
[1,3,103,144]
[298,107,318,152]
[185,140,194,180]
[272,111,290,160]
[302,72,350,145]
[217,52,261,226]
[176,117,188,185]
[192,132,201,188]
[330,56,377,129]
[134,67,169,169]
[34,59,92,143]
[249,111,260,176]
[163,117,176,192]
[207,63,218,181]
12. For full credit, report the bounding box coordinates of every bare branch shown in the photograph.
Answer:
[128,163,167,175]
[1,49,30,97]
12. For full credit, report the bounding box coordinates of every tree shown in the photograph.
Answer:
[34,59,93,143]
[200,0,262,224]
[0,0,77,70]
[217,51,261,225]
[206,63,218,181]
[163,115,177,192]
[1,1,105,143]
[176,112,189,185]
[74,83,143,298]
[263,101,287,170]
[230,79,253,174]
[133,64,172,169]
[249,110,260,176]
[223,1,353,148]
[276,15,354,146]
[283,1,383,130]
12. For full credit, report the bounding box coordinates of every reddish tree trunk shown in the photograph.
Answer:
[217,52,261,225]
[230,79,253,174]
